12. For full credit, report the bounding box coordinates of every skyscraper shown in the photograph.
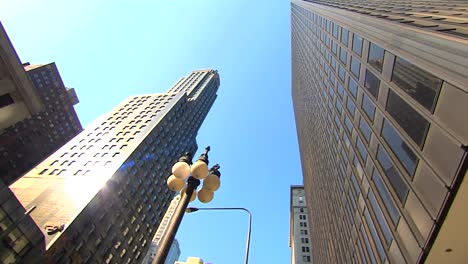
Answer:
[0,22,83,186]
[290,186,313,263]
[292,1,468,263]
[9,69,220,263]
[142,194,182,264]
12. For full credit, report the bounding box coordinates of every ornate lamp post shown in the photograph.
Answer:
[153,147,221,264]
[185,207,252,264]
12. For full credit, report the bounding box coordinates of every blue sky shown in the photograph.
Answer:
[1,1,302,263]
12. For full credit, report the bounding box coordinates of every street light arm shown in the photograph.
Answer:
[185,207,252,264]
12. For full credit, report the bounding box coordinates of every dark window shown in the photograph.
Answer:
[377,145,409,202]
[352,33,363,56]
[341,28,349,45]
[391,57,442,111]
[348,78,358,98]
[351,57,361,78]
[340,48,348,64]
[382,119,419,176]
[364,69,380,99]
[368,43,384,72]
[302,246,310,252]
[0,94,14,108]
[362,94,376,121]
[359,117,372,143]
[372,169,400,225]
[386,90,430,147]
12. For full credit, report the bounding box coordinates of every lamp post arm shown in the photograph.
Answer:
[153,177,200,264]
[190,207,252,264]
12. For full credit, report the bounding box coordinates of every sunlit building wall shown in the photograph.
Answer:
[292,0,468,263]
[290,186,313,263]
[10,69,220,263]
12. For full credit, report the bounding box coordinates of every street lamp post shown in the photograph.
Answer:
[153,147,221,264]
[185,207,252,264]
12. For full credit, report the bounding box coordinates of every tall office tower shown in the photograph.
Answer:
[175,257,205,264]
[0,22,83,186]
[142,195,182,264]
[9,69,220,263]
[0,22,81,263]
[292,1,468,263]
[290,186,313,263]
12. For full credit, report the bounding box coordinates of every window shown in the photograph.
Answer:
[301,238,309,243]
[345,115,353,135]
[302,246,310,253]
[300,230,308,235]
[362,94,376,121]
[368,190,393,245]
[0,94,14,108]
[299,214,307,220]
[364,69,380,99]
[300,222,308,227]
[381,119,419,176]
[341,28,349,45]
[332,41,338,55]
[338,65,346,82]
[333,23,339,39]
[368,43,384,72]
[372,169,400,225]
[352,33,363,56]
[386,90,430,147]
[348,78,358,98]
[340,48,348,64]
[364,209,387,262]
[356,137,368,162]
[351,57,361,78]
[391,57,442,111]
[377,145,409,202]
[337,83,345,99]
[359,117,372,143]
[303,256,311,262]
[347,99,356,116]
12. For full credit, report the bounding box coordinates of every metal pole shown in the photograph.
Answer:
[189,207,252,264]
[153,177,200,264]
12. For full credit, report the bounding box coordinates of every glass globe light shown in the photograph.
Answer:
[198,188,214,203]
[203,173,221,192]
[191,160,209,180]
[167,175,184,191]
[172,161,191,179]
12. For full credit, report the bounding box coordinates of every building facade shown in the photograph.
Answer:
[290,186,313,263]
[9,69,220,263]
[142,195,182,264]
[292,1,468,263]
[175,257,205,264]
[0,22,83,186]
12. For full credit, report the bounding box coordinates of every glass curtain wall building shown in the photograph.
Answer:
[292,0,468,263]
[8,69,220,263]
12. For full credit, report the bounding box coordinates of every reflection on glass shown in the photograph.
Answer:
[348,78,358,98]
[382,119,419,176]
[364,209,387,262]
[356,137,368,162]
[364,69,380,99]
[353,33,363,56]
[332,41,338,55]
[376,145,409,202]
[341,28,349,45]
[359,117,372,143]
[339,65,346,81]
[345,115,353,135]
[362,94,376,121]
[372,169,400,225]
[333,23,339,39]
[340,48,348,64]
[386,90,430,147]
[368,43,384,72]
[351,57,361,78]
[368,190,393,245]
[338,83,345,98]
[336,100,343,114]
[361,227,378,264]
[392,56,442,111]
[347,99,356,116]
